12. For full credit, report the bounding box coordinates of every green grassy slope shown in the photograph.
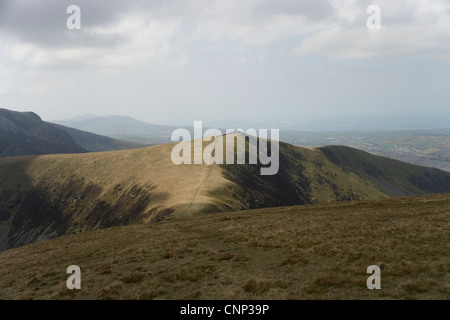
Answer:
[0,193,448,300]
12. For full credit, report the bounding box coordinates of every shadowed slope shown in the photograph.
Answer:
[0,108,86,157]
[0,108,147,157]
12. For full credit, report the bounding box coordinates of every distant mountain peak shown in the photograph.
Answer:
[52,113,179,145]
[55,113,98,122]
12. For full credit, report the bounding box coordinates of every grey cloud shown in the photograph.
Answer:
[255,0,335,20]
[0,0,161,48]
[0,0,334,50]
[2,0,450,71]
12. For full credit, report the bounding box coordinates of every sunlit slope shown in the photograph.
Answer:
[0,142,229,251]
[0,193,448,300]
[1,135,450,251]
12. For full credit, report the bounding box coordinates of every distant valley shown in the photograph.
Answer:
[282,129,450,172]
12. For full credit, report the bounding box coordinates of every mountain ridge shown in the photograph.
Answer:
[1,136,450,251]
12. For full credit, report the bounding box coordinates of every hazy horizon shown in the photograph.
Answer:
[1,0,449,129]
[49,111,450,132]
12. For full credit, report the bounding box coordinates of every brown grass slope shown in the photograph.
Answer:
[0,193,448,300]
[1,135,450,252]
[0,142,228,251]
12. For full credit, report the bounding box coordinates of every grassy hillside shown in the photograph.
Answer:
[1,136,450,252]
[0,193,448,300]
[0,142,228,251]
[318,145,450,197]
[215,142,388,210]
[217,141,450,209]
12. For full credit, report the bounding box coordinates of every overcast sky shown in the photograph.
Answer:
[0,0,449,128]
